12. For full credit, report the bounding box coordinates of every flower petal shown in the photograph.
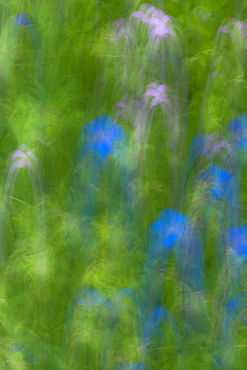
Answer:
[151,220,167,234]
[91,137,112,159]
[162,230,180,247]
[144,88,159,98]
[130,11,145,19]
[105,124,125,142]
[14,13,30,27]
[157,208,178,222]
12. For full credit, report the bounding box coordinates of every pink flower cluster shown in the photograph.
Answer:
[131,3,174,42]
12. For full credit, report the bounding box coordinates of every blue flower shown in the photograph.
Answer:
[188,133,207,160]
[80,114,125,161]
[224,225,247,258]
[149,208,190,254]
[225,292,247,314]
[145,208,204,296]
[146,210,187,280]
[229,113,247,150]
[199,164,235,200]
[14,13,31,27]
[187,133,233,177]
[222,292,247,345]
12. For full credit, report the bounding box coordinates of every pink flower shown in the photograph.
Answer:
[131,4,173,42]
[144,83,171,109]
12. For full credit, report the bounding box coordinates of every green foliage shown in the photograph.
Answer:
[0,0,247,368]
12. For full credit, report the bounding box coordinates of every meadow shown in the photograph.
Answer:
[1,0,247,369]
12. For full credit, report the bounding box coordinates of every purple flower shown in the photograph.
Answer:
[114,18,126,29]
[218,19,247,39]
[206,140,232,156]
[131,4,170,26]
[131,4,173,42]
[234,21,247,38]
[131,4,157,23]
[115,97,149,146]
[113,18,135,43]
[203,132,232,157]
[144,82,171,109]
[115,101,135,120]
[217,25,230,35]
[115,98,146,120]
[188,132,232,161]
[149,19,174,42]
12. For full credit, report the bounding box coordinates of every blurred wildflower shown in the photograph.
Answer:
[0,145,45,265]
[225,292,247,317]
[145,208,204,304]
[115,98,146,121]
[189,133,207,159]
[4,145,44,207]
[234,21,247,38]
[199,164,236,200]
[131,4,159,24]
[218,25,230,35]
[206,139,232,156]
[149,208,189,256]
[144,82,171,109]
[80,114,125,161]
[189,132,232,162]
[115,97,150,148]
[113,18,135,43]
[13,13,31,27]
[229,113,247,150]
[131,3,173,42]
[218,19,247,40]
[203,132,232,158]
[224,225,247,258]
[149,17,174,42]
